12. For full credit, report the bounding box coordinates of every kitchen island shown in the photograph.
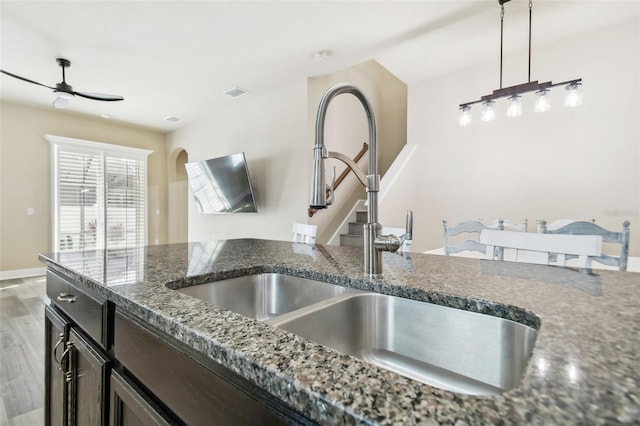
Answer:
[40,239,639,424]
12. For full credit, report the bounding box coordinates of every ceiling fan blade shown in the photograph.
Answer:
[73,91,124,101]
[0,69,55,90]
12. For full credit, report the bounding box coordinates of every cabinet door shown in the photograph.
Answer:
[110,370,173,426]
[67,328,111,426]
[45,306,70,426]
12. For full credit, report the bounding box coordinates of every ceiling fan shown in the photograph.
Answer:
[0,58,124,108]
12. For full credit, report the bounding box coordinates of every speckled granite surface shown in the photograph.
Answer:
[40,239,639,425]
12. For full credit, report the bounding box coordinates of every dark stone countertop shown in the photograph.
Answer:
[39,239,639,424]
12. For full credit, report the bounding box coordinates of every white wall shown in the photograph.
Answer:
[166,80,310,242]
[394,19,639,256]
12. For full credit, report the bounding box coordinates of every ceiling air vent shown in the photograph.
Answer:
[224,87,248,98]
[165,116,182,123]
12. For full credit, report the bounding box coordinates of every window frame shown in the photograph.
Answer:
[45,134,152,252]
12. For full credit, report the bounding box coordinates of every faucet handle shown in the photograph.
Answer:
[326,166,336,206]
[405,210,413,241]
[397,210,413,253]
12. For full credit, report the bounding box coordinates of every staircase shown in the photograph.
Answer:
[340,210,367,248]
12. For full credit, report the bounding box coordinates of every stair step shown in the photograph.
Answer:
[348,222,365,235]
[356,210,367,223]
[340,234,364,248]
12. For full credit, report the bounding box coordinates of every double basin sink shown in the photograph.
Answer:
[174,273,537,396]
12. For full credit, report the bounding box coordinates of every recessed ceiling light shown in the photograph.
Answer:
[165,116,182,123]
[224,87,248,98]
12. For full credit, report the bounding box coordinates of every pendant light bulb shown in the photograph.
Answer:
[564,82,583,107]
[534,89,551,112]
[459,105,472,126]
[481,100,496,122]
[506,95,523,117]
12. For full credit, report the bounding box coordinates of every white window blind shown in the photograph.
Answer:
[105,156,146,249]
[46,135,152,252]
[57,150,103,251]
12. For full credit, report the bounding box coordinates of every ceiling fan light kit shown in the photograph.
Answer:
[52,94,71,109]
[0,57,124,109]
[458,0,582,126]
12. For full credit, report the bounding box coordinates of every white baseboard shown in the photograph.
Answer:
[0,267,47,281]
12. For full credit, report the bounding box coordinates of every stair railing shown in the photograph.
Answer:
[308,142,369,217]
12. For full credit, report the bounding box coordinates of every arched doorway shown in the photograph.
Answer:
[168,148,188,243]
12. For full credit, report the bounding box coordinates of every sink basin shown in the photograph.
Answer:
[268,293,537,395]
[175,273,356,321]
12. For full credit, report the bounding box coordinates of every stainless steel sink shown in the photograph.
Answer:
[175,273,537,395]
[268,293,537,395]
[175,273,356,321]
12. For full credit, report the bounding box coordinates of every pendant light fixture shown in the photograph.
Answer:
[458,0,582,126]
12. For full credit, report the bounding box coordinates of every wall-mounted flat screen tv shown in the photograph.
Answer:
[185,152,258,213]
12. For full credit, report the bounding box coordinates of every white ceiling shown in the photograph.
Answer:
[1,1,637,133]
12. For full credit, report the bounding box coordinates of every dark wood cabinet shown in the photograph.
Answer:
[45,269,112,426]
[114,312,294,426]
[45,306,70,426]
[45,269,312,426]
[110,370,173,426]
[45,305,111,426]
[66,328,110,426]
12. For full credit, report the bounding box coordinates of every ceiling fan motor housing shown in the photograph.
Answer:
[55,82,74,96]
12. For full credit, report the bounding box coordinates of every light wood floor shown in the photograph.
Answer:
[0,275,48,426]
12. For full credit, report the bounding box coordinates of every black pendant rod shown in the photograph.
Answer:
[458,0,581,110]
[528,0,532,83]
[500,3,505,89]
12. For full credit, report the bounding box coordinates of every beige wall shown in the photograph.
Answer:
[390,19,639,256]
[308,60,407,242]
[0,102,167,272]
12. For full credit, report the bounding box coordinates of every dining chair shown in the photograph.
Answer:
[538,220,630,271]
[483,218,528,232]
[480,229,603,269]
[292,223,318,245]
[443,220,494,257]
[536,218,595,233]
[443,218,528,259]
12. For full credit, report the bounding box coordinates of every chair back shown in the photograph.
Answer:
[480,229,603,268]
[292,223,317,245]
[536,218,595,232]
[484,218,528,232]
[539,220,630,271]
[443,220,492,257]
[443,218,528,258]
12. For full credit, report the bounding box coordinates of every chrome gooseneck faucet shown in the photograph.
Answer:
[311,83,409,277]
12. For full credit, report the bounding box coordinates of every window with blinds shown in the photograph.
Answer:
[46,135,152,252]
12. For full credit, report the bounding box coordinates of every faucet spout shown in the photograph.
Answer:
[311,83,377,210]
[311,83,395,278]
